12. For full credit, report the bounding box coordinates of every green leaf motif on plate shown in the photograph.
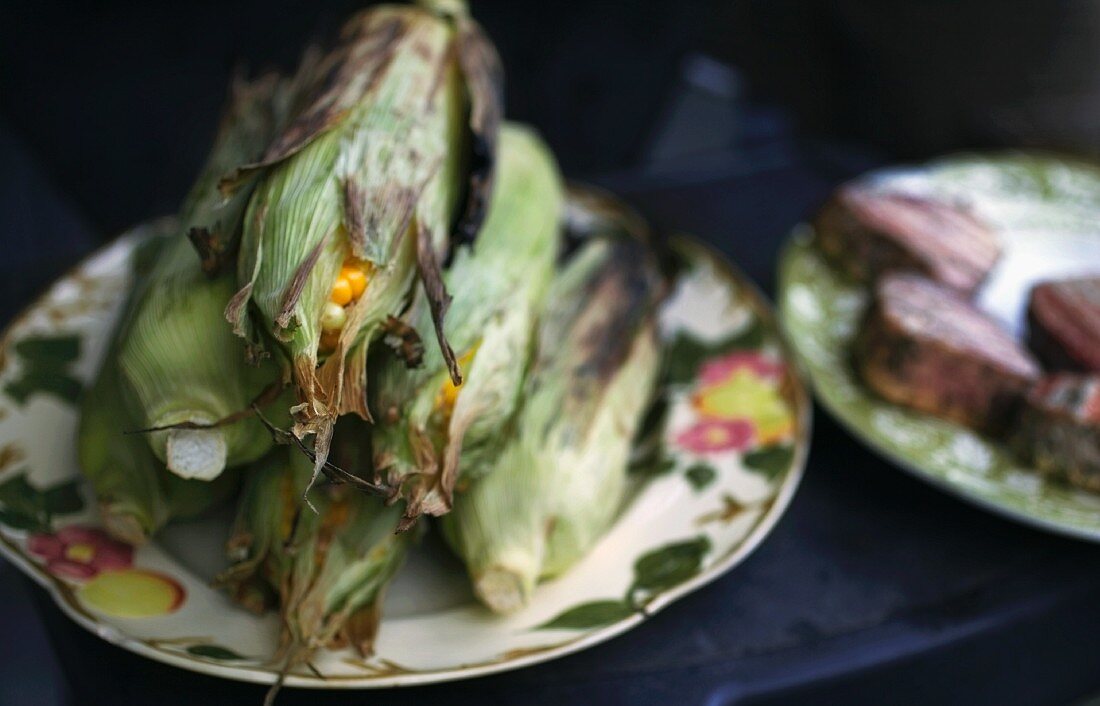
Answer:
[536,600,636,630]
[13,336,80,366]
[631,536,712,594]
[4,335,83,406]
[186,644,248,661]
[0,473,45,518]
[4,371,82,405]
[536,537,715,631]
[629,447,676,479]
[664,319,766,386]
[43,481,85,515]
[743,445,794,481]
[685,463,716,491]
[0,472,85,532]
[0,508,45,532]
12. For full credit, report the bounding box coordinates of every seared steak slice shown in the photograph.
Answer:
[1013,374,1100,491]
[1027,276,1100,371]
[855,274,1040,435]
[815,184,1000,296]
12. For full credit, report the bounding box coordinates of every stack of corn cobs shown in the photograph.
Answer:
[77,0,665,681]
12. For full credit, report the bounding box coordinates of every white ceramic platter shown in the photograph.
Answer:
[0,227,808,688]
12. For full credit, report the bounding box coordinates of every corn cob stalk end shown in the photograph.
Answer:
[472,550,541,614]
[163,427,228,481]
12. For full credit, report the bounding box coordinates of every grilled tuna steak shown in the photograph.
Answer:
[855,274,1040,434]
[1013,374,1100,490]
[815,185,1000,296]
[1027,276,1100,371]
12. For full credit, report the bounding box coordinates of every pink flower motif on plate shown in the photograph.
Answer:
[26,525,134,580]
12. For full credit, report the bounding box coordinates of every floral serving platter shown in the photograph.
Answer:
[779,153,1100,541]
[0,224,809,688]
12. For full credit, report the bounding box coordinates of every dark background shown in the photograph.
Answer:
[4,0,1100,237]
[4,1,1100,705]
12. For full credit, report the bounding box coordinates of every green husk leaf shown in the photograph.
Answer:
[184,71,295,275]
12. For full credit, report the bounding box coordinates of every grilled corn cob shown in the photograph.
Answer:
[220,424,415,682]
[79,232,239,544]
[441,234,664,613]
[224,0,502,485]
[371,124,562,527]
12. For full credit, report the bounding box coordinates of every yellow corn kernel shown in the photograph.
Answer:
[320,302,347,332]
[330,278,353,306]
[343,267,368,300]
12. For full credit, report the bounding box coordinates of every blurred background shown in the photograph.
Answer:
[4,1,1100,704]
[5,0,1100,236]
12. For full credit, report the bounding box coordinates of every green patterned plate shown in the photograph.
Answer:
[0,225,808,688]
[779,154,1100,540]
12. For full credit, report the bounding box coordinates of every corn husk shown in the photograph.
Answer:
[371,124,561,528]
[184,72,295,275]
[220,424,416,685]
[224,0,502,486]
[78,232,239,544]
[441,234,664,613]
